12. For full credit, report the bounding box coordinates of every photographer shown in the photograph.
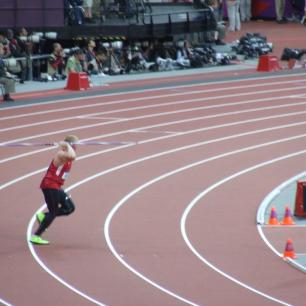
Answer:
[6,29,27,83]
[84,39,99,74]
[0,43,15,102]
[0,31,11,59]
[16,28,34,55]
[65,48,87,75]
[48,43,66,80]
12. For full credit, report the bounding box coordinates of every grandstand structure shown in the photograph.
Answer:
[0,0,215,41]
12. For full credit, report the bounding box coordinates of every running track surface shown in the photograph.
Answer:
[1,70,306,306]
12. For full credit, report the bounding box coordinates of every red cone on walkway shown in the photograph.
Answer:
[268,207,280,225]
[283,239,297,259]
[257,55,281,72]
[281,206,295,225]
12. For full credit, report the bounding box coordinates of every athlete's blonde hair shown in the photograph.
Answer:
[64,135,79,145]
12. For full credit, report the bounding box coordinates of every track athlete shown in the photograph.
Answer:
[30,135,78,245]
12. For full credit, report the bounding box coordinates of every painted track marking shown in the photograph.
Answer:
[1,73,304,304]
[1,73,305,116]
[1,99,306,165]
[25,133,306,305]
[1,94,306,147]
[180,153,306,306]
[1,82,306,131]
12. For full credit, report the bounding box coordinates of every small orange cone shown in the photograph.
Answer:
[283,239,297,259]
[281,206,295,225]
[268,207,280,225]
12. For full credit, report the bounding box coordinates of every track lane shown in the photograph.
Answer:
[1,73,306,304]
[23,128,306,304]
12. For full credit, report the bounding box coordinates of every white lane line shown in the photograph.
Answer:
[129,130,183,135]
[1,105,306,179]
[16,132,304,305]
[180,151,306,306]
[2,94,306,147]
[103,146,306,306]
[6,127,296,306]
[1,76,306,121]
[0,298,13,306]
[76,116,126,120]
[0,101,306,164]
[2,115,306,185]
[0,119,301,304]
[0,72,302,306]
[73,136,306,305]
[26,218,108,306]
[2,83,306,133]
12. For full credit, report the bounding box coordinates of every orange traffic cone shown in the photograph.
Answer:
[283,239,297,259]
[268,207,280,225]
[281,206,295,225]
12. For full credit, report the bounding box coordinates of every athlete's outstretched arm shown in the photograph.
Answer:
[54,142,76,166]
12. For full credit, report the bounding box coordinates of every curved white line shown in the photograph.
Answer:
[1,73,305,115]
[256,171,306,273]
[102,147,306,305]
[0,297,13,306]
[1,104,306,165]
[2,82,306,132]
[26,212,108,306]
[24,133,306,305]
[3,91,306,146]
[180,153,306,306]
[0,71,302,305]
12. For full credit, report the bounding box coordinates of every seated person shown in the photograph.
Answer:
[0,43,15,102]
[84,39,99,74]
[176,40,191,68]
[65,48,87,75]
[48,43,66,80]
[16,27,34,55]
[6,29,27,83]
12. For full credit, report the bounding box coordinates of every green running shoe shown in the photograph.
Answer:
[30,235,49,245]
[36,212,45,224]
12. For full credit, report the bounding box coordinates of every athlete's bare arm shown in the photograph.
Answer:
[53,141,76,167]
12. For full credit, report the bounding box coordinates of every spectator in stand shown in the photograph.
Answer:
[48,43,66,80]
[65,0,85,25]
[65,48,87,75]
[302,2,306,23]
[148,40,175,71]
[0,43,15,102]
[16,28,34,55]
[83,0,93,22]
[6,29,27,83]
[176,40,191,68]
[95,50,108,74]
[207,0,226,44]
[275,0,287,23]
[240,0,252,21]
[84,39,99,74]
[0,31,11,59]
[216,0,224,21]
[226,0,241,31]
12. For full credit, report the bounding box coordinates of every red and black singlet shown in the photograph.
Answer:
[40,160,72,190]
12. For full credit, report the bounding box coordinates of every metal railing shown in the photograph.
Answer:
[140,8,210,25]
[4,54,49,81]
